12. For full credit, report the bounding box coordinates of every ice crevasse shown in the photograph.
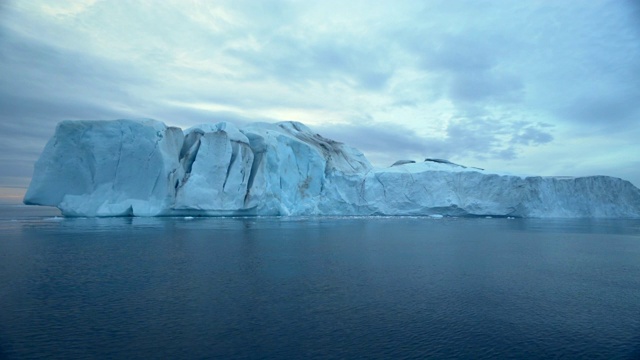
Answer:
[24,119,640,218]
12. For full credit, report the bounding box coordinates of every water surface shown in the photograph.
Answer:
[1,205,639,359]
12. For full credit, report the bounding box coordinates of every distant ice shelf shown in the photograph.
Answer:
[24,119,640,218]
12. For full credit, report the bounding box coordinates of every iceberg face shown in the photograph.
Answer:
[240,122,372,215]
[174,122,254,211]
[24,119,640,218]
[24,119,183,216]
[357,163,640,218]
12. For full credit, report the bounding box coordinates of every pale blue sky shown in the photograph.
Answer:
[1,0,639,203]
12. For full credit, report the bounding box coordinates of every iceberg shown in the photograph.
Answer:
[24,119,640,218]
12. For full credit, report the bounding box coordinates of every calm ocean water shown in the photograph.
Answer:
[1,205,639,359]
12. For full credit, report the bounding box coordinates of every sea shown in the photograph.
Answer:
[1,204,639,359]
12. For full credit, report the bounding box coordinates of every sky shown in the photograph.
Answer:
[1,0,639,204]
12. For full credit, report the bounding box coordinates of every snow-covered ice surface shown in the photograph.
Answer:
[24,119,640,218]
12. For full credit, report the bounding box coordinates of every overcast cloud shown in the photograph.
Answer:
[1,0,639,202]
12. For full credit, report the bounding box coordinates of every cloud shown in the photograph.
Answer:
[0,27,154,116]
[227,34,395,91]
[319,121,431,155]
[556,93,640,131]
[445,118,553,161]
[417,34,497,74]
[510,125,553,146]
[0,0,638,195]
[448,72,524,104]
[316,116,553,166]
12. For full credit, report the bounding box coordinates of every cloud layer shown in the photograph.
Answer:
[1,0,639,201]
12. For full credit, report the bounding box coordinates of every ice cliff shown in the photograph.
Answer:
[24,119,640,218]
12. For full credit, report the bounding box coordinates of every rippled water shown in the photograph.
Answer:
[1,205,639,359]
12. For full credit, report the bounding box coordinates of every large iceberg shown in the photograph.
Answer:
[24,119,640,218]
